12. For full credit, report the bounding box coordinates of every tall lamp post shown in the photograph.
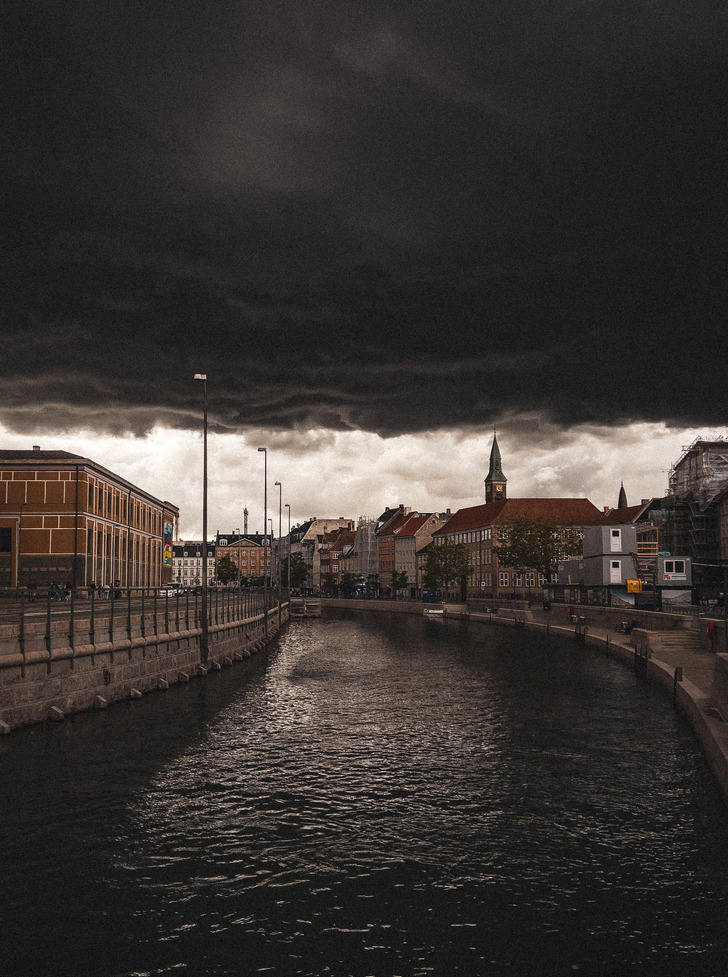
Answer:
[17,501,26,591]
[274,480,282,607]
[258,447,267,637]
[193,374,209,663]
[285,502,291,595]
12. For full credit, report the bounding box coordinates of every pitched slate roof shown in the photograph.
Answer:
[435,498,606,535]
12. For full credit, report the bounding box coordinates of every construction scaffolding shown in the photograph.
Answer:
[356,516,378,577]
[669,438,728,511]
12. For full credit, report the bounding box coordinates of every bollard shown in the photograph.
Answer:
[673,665,683,703]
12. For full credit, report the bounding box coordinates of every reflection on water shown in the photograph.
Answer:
[2,610,728,976]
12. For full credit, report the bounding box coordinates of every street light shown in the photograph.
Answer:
[274,480,282,606]
[258,447,268,636]
[17,501,26,591]
[285,502,291,595]
[193,373,209,663]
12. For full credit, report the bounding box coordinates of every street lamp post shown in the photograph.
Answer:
[285,502,291,595]
[258,447,268,637]
[193,374,209,663]
[274,481,282,607]
[17,501,26,591]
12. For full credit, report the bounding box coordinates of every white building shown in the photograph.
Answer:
[173,540,216,588]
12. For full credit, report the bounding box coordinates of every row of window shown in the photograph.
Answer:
[438,528,493,545]
[87,478,164,535]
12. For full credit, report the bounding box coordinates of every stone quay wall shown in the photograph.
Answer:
[323,597,728,808]
[0,602,288,733]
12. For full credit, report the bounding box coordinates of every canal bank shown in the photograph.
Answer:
[0,595,290,733]
[322,597,728,809]
[3,612,728,977]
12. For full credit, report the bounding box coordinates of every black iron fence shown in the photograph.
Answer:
[1,587,288,648]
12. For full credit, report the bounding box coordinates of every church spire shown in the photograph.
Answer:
[617,481,628,509]
[485,429,507,503]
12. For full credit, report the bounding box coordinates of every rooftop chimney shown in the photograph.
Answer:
[32,445,40,451]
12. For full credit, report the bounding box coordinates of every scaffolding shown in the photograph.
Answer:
[356,516,378,577]
[669,438,728,511]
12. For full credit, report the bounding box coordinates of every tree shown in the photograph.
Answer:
[280,553,309,590]
[495,517,583,582]
[392,570,409,597]
[215,556,239,586]
[424,540,470,591]
[322,573,338,596]
[340,573,358,598]
[366,573,380,598]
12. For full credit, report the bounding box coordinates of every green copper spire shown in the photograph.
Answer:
[485,429,507,502]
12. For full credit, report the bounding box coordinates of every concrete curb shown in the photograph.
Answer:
[486,611,728,808]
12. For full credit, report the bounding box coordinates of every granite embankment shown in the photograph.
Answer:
[0,599,289,733]
[323,597,728,807]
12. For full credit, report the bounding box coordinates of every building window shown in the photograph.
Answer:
[525,572,535,587]
[499,572,509,587]
[665,560,686,574]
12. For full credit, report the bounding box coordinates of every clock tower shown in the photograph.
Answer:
[485,430,507,503]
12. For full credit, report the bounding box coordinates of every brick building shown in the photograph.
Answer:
[0,448,179,589]
[434,497,606,600]
[214,531,271,583]
[376,506,413,595]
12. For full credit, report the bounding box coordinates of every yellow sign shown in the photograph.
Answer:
[626,579,642,593]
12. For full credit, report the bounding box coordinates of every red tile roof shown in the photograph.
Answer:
[603,504,647,524]
[378,511,415,537]
[434,498,606,535]
[394,514,431,536]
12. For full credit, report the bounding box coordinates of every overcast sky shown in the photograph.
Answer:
[4,1,727,536]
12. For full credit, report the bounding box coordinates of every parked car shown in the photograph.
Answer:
[159,583,183,598]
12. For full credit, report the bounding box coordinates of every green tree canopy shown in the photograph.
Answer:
[215,555,239,585]
[280,553,309,590]
[340,573,358,598]
[424,540,470,590]
[495,516,583,580]
[391,570,409,594]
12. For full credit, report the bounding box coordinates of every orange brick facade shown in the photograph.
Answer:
[0,450,179,590]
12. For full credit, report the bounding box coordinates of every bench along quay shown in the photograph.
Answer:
[0,586,289,731]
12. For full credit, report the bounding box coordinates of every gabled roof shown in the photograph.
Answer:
[435,498,606,535]
[394,514,431,537]
[378,510,415,537]
[603,499,660,524]
[219,536,264,547]
[328,529,356,552]
[290,519,316,543]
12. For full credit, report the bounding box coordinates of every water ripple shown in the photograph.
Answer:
[2,613,728,976]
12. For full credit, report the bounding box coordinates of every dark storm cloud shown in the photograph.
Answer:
[3,0,727,437]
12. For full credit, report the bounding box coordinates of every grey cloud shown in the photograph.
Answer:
[3,0,727,441]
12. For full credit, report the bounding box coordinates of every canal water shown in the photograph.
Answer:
[2,610,728,977]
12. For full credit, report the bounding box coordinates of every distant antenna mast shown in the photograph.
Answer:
[244,507,249,534]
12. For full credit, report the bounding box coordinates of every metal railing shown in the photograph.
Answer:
[1,587,289,655]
